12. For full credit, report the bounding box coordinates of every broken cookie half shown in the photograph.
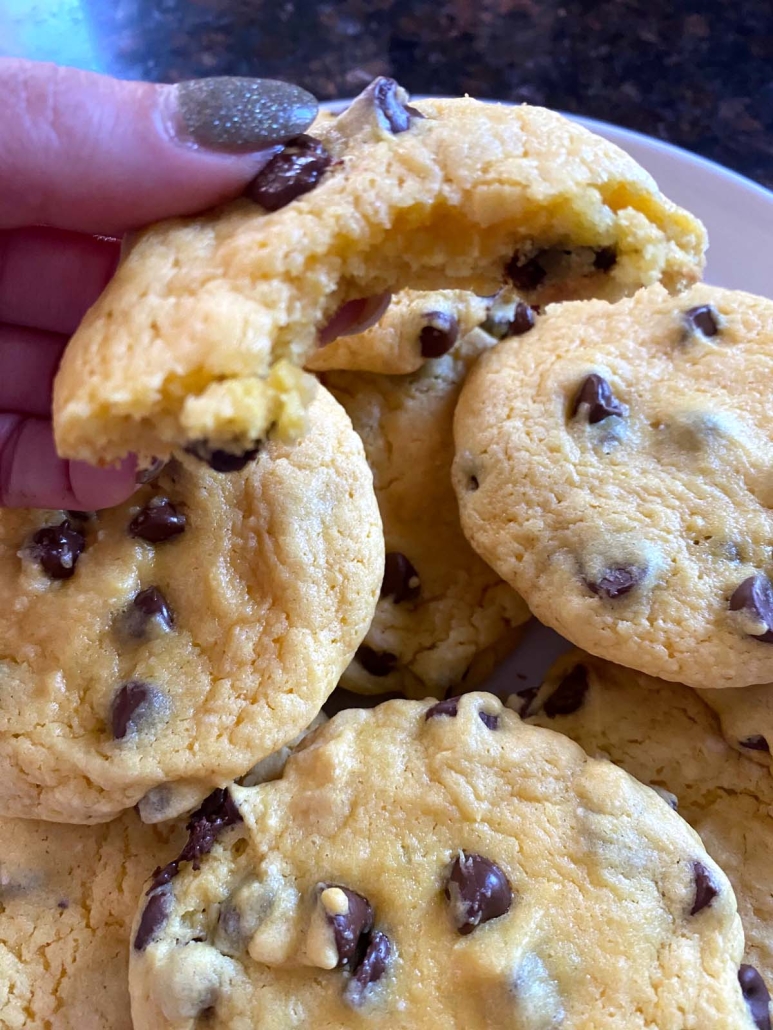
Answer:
[54,77,706,468]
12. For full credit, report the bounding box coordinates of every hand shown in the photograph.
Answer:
[0,58,320,510]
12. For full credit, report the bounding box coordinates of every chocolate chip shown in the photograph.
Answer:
[345,930,392,1006]
[31,520,85,580]
[419,312,459,358]
[740,735,770,752]
[122,587,175,639]
[507,253,547,291]
[468,475,479,491]
[133,888,171,950]
[586,565,644,600]
[507,302,537,336]
[691,860,719,915]
[185,441,262,473]
[148,787,243,893]
[729,575,773,643]
[570,374,627,424]
[543,665,589,717]
[684,304,720,338]
[479,710,499,730]
[381,552,420,603]
[356,646,397,677]
[425,697,459,720]
[593,246,617,271]
[111,681,162,740]
[445,852,513,935]
[246,134,331,211]
[325,886,374,967]
[371,76,422,133]
[739,965,772,1030]
[57,899,69,909]
[128,498,186,543]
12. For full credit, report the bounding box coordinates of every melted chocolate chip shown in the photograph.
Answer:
[507,254,547,291]
[425,697,459,720]
[739,965,772,1030]
[684,304,720,338]
[593,246,618,271]
[570,374,627,424]
[543,665,589,717]
[123,587,175,638]
[111,681,161,740]
[185,441,262,473]
[508,302,537,336]
[246,134,331,211]
[345,930,392,1006]
[691,860,719,915]
[31,521,85,580]
[381,552,420,603]
[419,312,459,358]
[479,710,499,730]
[134,888,171,950]
[740,735,770,753]
[325,886,374,967]
[729,575,773,643]
[356,646,397,677]
[148,788,243,892]
[372,77,422,133]
[128,498,186,543]
[587,565,644,600]
[445,852,513,935]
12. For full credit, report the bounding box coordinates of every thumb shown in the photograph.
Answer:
[0,59,318,234]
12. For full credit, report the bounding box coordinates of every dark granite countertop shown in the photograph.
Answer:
[2,0,771,188]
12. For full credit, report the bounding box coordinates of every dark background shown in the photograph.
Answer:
[1,0,771,188]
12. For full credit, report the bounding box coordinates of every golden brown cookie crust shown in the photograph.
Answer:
[454,283,773,688]
[0,389,382,823]
[129,695,750,1029]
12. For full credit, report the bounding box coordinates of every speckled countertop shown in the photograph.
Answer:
[2,0,771,187]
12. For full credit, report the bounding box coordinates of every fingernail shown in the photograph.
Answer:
[171,77,319,152]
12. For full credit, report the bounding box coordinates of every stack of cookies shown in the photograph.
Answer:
[1,77,770,1029]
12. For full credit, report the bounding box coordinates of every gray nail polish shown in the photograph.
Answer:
[173,77,319,152]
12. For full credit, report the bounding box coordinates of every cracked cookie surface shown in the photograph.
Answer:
[0,810,183,1030]
[54,79,705,467]
[325,328,530,699]
[454,283,773,688]
[0,388,381,823]
[514,651,773,1026]
[129,694,751,1029]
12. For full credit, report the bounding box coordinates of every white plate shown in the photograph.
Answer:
[321,99,773,696]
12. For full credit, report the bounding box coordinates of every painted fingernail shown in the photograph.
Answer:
[171,77,319,152]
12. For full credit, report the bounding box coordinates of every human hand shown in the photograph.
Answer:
[0,58,322,510]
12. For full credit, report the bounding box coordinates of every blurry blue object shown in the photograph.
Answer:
[0,0,103,71]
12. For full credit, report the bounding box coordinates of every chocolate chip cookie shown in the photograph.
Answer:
[0,388,382,823]
[128,693,752,1029]
[514,652,773,1027]
[0,810,183,1030]
[324,329,530,699]
[54,77,705,469]
[454,283,773,688]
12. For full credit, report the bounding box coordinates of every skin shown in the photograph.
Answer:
[0,59,384,510]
